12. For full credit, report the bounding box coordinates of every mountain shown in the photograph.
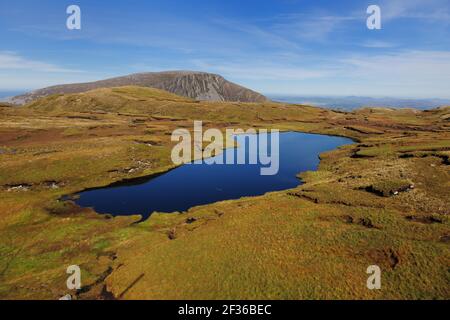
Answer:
[10,71,268,105]
[268,95,450,111]
[25,86,197,113]
[0,91,25,100]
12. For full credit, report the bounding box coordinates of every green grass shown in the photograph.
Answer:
[0,86,448,299]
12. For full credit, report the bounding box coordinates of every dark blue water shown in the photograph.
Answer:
[75,132,352,219]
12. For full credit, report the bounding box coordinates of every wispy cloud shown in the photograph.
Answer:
[0,52,83,73]
[341,50,450,81]
[1,1,449,98]
[361,40,397,48]
[191,59,335,81]
[381,0,450,22]
[0,52,102,90]
[270,13,360,42]
[191,50,450,98]
[332,50,450,98]
[211,18,302,51]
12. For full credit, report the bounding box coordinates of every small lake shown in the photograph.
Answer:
[75,132,352,219]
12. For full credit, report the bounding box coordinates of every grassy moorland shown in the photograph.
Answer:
[0,86,448,299]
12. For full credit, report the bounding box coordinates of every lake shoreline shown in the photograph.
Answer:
[72,131,354,219]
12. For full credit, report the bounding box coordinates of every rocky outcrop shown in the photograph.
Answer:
[10,71,268,104]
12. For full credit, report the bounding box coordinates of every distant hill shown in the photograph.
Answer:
[269,95,450,111]
[0,91,25,101]
[10,71,268,105]
[24,86,197,113]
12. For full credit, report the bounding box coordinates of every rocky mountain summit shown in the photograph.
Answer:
[10,71,268,104]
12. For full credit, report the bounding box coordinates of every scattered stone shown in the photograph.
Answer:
[42,180,62,189]
[364,180,413,197]
[387,249,400,269]
[344,215,377,229]
[343,215,354,224]
[59,294,72,300]
[358,217,376,229]
[367,248,400,270]
[134,139,160,147]
[405,215,442,224]
[186,217,197,224]
[59,194,80,202]
[168,229,177,240]
[214,209,224,217]
[6,184,32,192]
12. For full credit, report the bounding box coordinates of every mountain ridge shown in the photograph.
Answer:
[10,71,268,105]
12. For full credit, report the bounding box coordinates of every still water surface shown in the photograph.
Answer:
[75,132,352,219]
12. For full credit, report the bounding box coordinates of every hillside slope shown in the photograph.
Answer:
[11,71,268,104]
[0,89,448,300]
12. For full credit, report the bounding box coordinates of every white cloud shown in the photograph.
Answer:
[381,0,450,21]
[0,52,82,73]
[341,50,450,82]
[211,18,302,51]
[0,52,104,90]
[320,50,450,98]
[270,13,360,42]
[361,41,397,48]
[0,70,105,91]
[192,50,450,99]
[191,59,334,81]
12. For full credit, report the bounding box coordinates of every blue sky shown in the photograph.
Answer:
[0,0,449,98]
